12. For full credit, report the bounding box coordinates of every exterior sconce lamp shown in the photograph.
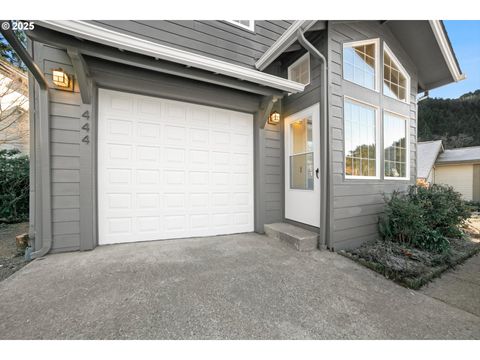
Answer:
[268,111,280,125]
[52,68,74,91]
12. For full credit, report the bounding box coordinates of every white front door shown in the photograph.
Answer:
[284,103,320,227]
[97,89,254,245]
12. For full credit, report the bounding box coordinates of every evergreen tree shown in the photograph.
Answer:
[0,29,27,70]
[418,90,480,149]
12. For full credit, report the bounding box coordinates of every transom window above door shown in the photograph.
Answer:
[343,39,379,91]
[344,98,378,178]
[289,117,314,190]
[288,53,310,85]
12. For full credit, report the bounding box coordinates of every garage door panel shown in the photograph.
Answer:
[106,118,134,142]
[98,89,254,245]
[136,121,162,142]
[189,128,210,148]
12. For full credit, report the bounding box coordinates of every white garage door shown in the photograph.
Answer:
[98,89,254,245]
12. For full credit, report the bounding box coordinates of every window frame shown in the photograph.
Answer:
[382,42,411,104]
[343,96,381,180]
[383,110,410,181]
[342,38,381,92]
[287,52,311,87]
[225,20,255,32]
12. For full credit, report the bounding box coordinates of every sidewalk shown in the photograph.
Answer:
[421,254,480,316]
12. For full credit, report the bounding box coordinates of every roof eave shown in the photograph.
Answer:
[429,20,465,83]
[36,20,305,94]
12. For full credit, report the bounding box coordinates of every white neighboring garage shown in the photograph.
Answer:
[98,89,254,245]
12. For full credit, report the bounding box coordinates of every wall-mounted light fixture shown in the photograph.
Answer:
[268,111,280,125]
[52,68,74,91]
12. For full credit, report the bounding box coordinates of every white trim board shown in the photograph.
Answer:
[429,20,465,83]
[37,20,305,94]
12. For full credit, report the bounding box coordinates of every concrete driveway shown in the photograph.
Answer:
[0,233,479,339]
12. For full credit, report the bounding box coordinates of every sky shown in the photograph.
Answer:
[429,20,480,99]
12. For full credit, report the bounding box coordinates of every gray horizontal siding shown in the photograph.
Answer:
[34,42,82,251]
[263,126,283,224]
[87,20,293,68]
[328,21,419,250]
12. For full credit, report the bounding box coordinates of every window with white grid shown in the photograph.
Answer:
[383,43,410,102]
[344,98,378,178]
[343,39,379,91]
[226,20,255,31]
[384,111,409,179]
[288,53,310,85]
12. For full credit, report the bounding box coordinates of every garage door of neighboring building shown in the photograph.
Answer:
[98,89,254,245]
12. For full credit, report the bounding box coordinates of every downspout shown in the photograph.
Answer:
[1,21,53,258]
[296,29,330,249]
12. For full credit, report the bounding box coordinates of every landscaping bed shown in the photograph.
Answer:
[339,184,480,290]
[0,222,29,282]
[339,236,480,290]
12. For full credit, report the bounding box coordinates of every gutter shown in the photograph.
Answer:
[36,20,305,94]
[255,20,318,71]
[1,21,53,258]
[296,29,330,250]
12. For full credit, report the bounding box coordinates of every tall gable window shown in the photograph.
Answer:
[343,39,379,91]
[226,20,255,32]
[383,43,410,102]
[384,111,409,179]
[344,98,379,178]
[288,53,310,85]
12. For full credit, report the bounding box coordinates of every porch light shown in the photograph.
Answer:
[52,68,73,90]
[268,111,280,125]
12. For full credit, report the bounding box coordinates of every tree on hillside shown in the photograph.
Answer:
[418,90,480,149]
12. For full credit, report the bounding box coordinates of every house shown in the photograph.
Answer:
[418,141,480,201]
[1,20,463,256]
[0,58,29,154]
[417,140,444,183]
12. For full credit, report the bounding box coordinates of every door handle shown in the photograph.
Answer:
[315,168,319,179]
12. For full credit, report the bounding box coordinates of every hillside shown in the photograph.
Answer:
[418,90,480,149]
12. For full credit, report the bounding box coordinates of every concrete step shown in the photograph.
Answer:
[264,223,318,252]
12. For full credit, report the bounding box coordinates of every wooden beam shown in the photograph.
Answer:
[67,47,92,104]
[258,95,277,129]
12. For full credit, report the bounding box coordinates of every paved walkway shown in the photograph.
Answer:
[421,254,480,317]
[0,233,479,339]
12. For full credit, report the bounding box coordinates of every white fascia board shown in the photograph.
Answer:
[429,20,465,82]
[255,20,317,71]
[37,20,305,94]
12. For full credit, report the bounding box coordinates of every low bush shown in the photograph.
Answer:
[0,149,29,223]
[379,184,471,253]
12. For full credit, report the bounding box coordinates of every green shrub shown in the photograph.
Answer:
[0,149,29,222]
[408,184,471,238]
[379,185,470,253]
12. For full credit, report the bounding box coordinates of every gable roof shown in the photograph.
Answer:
[437,146,480,165]
[417,140,444,178]
[256,20,464,92]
